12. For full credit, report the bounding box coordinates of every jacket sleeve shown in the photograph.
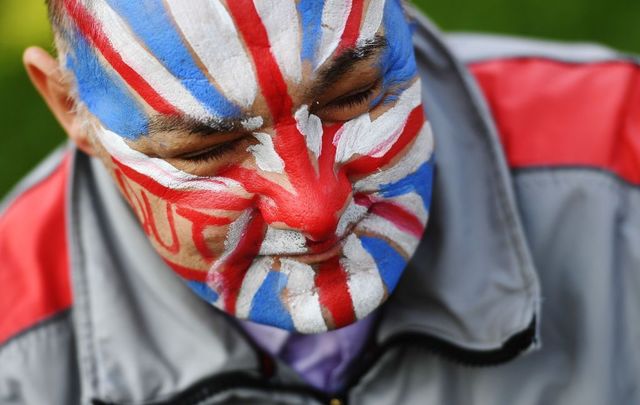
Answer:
[0,148,80,404]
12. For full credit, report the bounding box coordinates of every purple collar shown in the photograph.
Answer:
[240,313,378,393]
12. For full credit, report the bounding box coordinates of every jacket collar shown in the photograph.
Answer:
[376,8,540,354]
[67,10,539,404]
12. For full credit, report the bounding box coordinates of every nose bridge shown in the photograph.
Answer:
[253,119,352,241]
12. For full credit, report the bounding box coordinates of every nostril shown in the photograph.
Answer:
[305,234,340,252]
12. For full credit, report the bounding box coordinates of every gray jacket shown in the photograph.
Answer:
[1,10,638,405]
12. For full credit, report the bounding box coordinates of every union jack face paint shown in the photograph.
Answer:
[61,0,435,333]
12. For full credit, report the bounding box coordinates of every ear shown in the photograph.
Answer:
[23,46,95,156]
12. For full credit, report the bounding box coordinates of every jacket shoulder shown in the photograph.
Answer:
[0,147,73,346]
[447,33,640,184]
[445,33,628,64]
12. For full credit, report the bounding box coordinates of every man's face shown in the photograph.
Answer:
[64,0,434,333]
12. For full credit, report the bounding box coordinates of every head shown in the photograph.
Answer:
[27,0,434,333]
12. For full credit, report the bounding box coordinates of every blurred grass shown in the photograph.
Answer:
[1,0,639,198]
[0,0,62,199]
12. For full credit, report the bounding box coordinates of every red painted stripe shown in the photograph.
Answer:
[229,2,355,241]
[210,213,266,315]
[337,0,365,53]
[470,59,640,184]
[64,0,178,115]
[221,165,293,221]
[112,158,252,211]
[370,201,424,238]
[345,106,425,174]
[274,124,352,241]
[316,257,355,328]
[227,0,292,120]
[0,154,72,345]
[141,192,180,254]
[175,207,232,260]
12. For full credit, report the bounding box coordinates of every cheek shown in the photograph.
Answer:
[112,165,245,268]
[94,128,257,270]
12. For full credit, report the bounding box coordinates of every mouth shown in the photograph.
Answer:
[279,237,346,264]
[258,194,377,264]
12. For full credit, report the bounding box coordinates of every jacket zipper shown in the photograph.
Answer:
[92,318,535,405]
[91,372,335,405]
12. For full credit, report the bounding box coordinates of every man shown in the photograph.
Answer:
[0,0,638,404]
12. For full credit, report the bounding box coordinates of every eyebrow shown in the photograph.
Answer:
[310,35,388,98]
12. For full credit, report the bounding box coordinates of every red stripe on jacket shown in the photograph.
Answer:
[0,153,72,345]
[470,59,640,184]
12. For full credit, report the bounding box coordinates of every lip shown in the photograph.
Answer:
[279,238,345,264]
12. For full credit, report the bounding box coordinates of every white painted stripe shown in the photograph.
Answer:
[281,259,327,333]
[223,209,253,251]
[315,0,352,69]
[254,0,302,83]
[165,0,257,108]
[247,132,285,174]
[91,0,212,121]
[242,116,264,131]
[96,127,241,192]
[354,122,434,192]
[356,0,385,46]
[334,80,422,163]
[341,234,385,319]
[295,105,323,159]
[336,198,369,237]
[357,214,421,257]
[259,227,308,255]
[210,209,253,310]
[235,257,273,318]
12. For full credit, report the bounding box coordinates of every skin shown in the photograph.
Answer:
[24,0,434,333]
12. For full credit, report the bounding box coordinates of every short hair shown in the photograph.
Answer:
[45,0,72,39]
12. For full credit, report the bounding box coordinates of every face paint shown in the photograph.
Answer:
[62,0,435,333]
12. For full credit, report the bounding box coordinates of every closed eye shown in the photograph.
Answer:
[314,79,382,122]
[179,137,245,163]
[326,83,377,109]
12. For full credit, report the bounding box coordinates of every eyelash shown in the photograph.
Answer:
[326,83,379,110]
[182,138,243,163]
[181,83,380,164]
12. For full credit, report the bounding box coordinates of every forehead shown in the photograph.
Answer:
[64,0,410,138]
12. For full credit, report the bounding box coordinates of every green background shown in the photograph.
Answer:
[1,0,639,198]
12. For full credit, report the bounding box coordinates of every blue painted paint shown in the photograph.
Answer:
[380,159,435,211]
[380,0,417,89]
[298,0,324,63]
[187,280,220,304]
[105,0,240,118]
[67,30,148,138]
[249,271,295,330]
[360,236,407,292]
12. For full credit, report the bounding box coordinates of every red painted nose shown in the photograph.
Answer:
[240,117,352,242]
[256,170,352,242]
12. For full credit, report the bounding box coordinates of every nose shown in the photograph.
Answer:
[256,170,352,242]
[249,120,352,242]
